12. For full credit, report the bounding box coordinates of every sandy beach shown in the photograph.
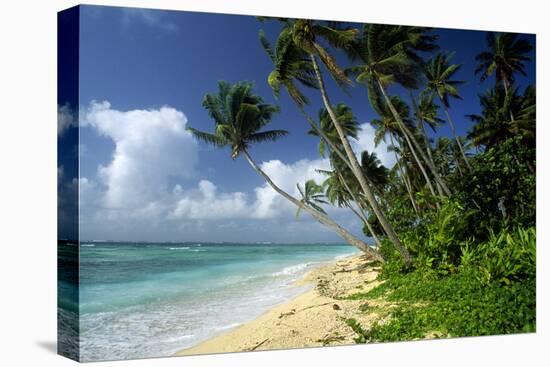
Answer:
[175,254,383,356]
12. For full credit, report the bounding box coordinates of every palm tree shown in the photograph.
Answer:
[259,28,357,186]
[188,81,381,259]
[475,32,533,97]
[347,24,452,198]
[289,20,412,260]
[259,28,318,109]
[467,84,535,148]
[371,115,424,214]
[360,150,389,193]
[262,21,410,263]
[433,137,455,177]
[451,136,471,177]
[410,93,447,195]
[411,93,443,163]
[371,93,437,200]
[307,104,400,249]
[424,52,471,169]
[320,157,383,249]
[432,136,468,179]
[308,104,359,157]
[296,179,328,218]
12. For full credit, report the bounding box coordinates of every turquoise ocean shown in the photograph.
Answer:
[64,241,359,361]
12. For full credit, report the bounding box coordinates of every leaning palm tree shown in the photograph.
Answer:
[320,156,383,249]
[371,93,437,200]
[260,19,412,263]
[450,136,471,177]
[411,93,443,162]
[259,28,356,183]
[296,179,328,218]
[411,93,447,196]
[475,32,533,97]
[346,24,452,198]
[424,52,471,169]
[188,81,381,259]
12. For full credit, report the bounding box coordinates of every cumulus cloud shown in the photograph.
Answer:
[171,180,251,220]
[79,102,339,225]
[78,102,385,242]
[82,101,197,209]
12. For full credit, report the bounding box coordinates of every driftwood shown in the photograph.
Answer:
[248,338,270,351]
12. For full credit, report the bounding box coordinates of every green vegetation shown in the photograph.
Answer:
[346,268,535,342]
[187,20,535,342]
[346,225,535,341]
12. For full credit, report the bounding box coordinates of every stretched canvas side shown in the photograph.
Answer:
[57,5,81,362]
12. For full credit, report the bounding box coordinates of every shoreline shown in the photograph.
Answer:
[174,253,382,356]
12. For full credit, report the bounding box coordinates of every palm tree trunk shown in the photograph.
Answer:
[310,55,411,264]
[501,75,516,122]
[390,134,420,216]
[417,118,439,180]
[376,78,452,197]
[437,92,472,170]
[347,203,381,250]
[336,171,383,249]
[417,117,445,196]
[242,149,383,261]
[455,157,464,177]
[395,122,438,198]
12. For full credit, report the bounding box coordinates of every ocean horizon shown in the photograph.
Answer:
[59,241,360,361]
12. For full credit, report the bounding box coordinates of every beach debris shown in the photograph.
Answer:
[300,302,333,312]
[333,304,341,310]
[248,338,270,351]
[278,309,296,319]
[317,333,346,346]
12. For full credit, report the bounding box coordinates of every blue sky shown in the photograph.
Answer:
[65,5,535,243]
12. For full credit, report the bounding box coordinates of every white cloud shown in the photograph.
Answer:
[121,8,178,32]
[250,123,395,219]
[352,123,396,168]
[249,123,394,221]
[77,101,377,242]
[82,101,197,210]
[171,180,251,220]
[253,158,330,219]
[78,177,98,209]
[58,104,76,136]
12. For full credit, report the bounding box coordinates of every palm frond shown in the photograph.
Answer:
[248,129,289,143]
[187,127,228,147]
[312,24,357,49]
[259,29,275,62]
[312,43,351,85]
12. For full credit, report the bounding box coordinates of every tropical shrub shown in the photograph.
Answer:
[455,136,535,237]
[464,226,536,285]
[400,200,475,273]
